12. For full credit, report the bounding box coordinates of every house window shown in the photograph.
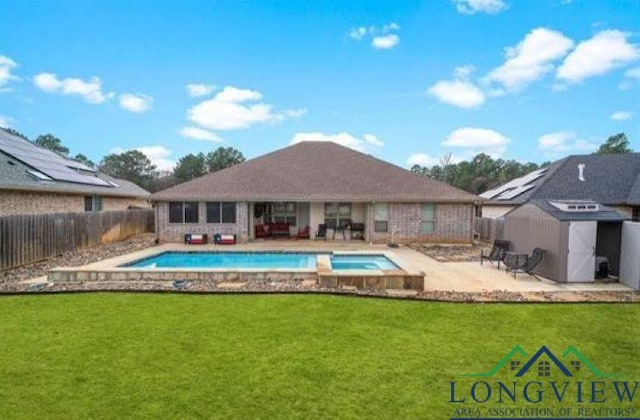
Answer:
[538,361,551,377]
[325,202,351,228]
[374,203,389,232]
[84,195,102,212]
[633,207,640,222]
[422,203,436,233]
[206,202,236,224]
[510,361,521,371]
[169,202,199,223]
[265,202,296,226]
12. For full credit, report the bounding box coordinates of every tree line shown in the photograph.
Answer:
[410,132,632,194]
[2,128,245,192]
[3,128,632,195]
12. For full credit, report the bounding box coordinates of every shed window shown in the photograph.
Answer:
[374,203,389,232]
[421,203,436,233]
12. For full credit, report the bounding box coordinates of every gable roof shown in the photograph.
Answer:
[0,129,149,198]
[482,153,640,206]
[151,142,479,203]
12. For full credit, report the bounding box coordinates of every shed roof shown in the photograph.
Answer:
[529,199,628,222]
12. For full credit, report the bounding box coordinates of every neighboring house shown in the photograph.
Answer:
[480,153,640,221]
[0,128,150,216]
[151,141,480,244]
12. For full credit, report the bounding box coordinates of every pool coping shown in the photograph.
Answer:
[46,245,426,291]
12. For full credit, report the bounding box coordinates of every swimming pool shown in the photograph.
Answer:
[125,252,319,269]
[330,255,399,270]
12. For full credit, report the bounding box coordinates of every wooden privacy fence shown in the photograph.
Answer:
[0,209,154,271]
[475,217,504,242]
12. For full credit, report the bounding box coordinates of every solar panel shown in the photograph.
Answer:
[0,131,111,187]
[496,184,535,200]
[480,168,547,199]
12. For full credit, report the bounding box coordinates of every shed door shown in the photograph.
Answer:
[567,221,597,282]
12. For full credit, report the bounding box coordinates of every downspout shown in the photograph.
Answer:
[368,202,374,246]
[154,201,159,244]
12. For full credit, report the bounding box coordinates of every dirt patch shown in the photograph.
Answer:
[407,242,488,262]
[0,233,157,284]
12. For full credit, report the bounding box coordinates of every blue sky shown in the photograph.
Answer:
[0,0,639,170]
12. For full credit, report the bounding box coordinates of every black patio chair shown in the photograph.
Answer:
[315,224,327,241]
[505,248,546,280]
[480,239,510,268]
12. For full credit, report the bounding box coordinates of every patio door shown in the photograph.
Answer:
[567,221,597,282]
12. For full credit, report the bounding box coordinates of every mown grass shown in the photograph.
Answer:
[0,294,638,419]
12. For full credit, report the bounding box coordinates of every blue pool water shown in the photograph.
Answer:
[125,252,318,269]
[330,255,399,270]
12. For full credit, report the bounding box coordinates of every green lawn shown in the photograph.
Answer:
[0,294,638,419]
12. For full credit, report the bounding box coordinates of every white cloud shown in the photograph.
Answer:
[484,28,574,92]
[119,93,153,113]
[187,85,303,131]
[0,55,19,89]
[557,30,640,83]
[348,22,400,50]
[363,133,384,146]
[372,34,399,50]
[452,0,508,14]
[290,132,383,152]
[626,67,640,79]
[110,145,175,171]
[610,111,632,121]
[442,127,511,157]
[33,72,113,104]
[179,126,223,142]
[0,115,12,128]
[537,131,598,156]
[349,26,368,41]
[407,153,440,167]
[428,66,485,108]
[186,83,216,97]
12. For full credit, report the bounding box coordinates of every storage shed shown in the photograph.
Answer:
[502,200,628,283]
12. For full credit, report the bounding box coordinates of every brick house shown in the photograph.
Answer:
[0,128,150,215]
[151,142,479,244]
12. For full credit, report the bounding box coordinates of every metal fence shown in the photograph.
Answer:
[0,209,154,271]
[475,217,504,242]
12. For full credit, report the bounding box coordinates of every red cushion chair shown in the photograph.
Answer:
[296,225,310,239]
[255,224,270,239]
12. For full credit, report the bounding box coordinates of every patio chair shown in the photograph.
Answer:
[480,239,510,268]
[315,224,327,240]
[504,248,545,280]
[255,224,270,239]
[350,223,365,240]
[296,225,310,240]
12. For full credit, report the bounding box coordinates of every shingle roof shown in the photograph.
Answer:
[151,141,479,203]
[484,153,640,206]
[0,129,149,198]
[530,199,628,222]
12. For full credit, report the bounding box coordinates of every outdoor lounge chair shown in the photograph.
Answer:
[296,225,310,240]
[255,224,270,239]
[504,247,545,280]
[315,224,327,240]
[480,239,510,267]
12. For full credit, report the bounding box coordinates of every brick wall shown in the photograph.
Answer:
[0,190,149,216]
[156,201,249,243]
[371,203,473,244]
